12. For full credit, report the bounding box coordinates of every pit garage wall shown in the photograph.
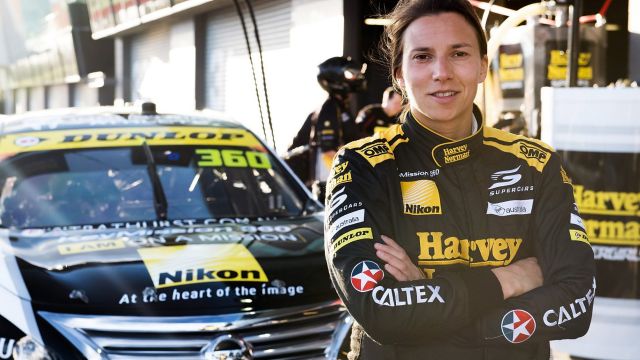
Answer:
[118,0,343,153]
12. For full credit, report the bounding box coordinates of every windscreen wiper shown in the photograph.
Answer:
[142,141,168,220]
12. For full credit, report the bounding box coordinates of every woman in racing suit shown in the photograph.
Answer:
[323,1,596,359]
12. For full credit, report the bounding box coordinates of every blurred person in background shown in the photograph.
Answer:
[356,86,403,137]
[285,56,366,199]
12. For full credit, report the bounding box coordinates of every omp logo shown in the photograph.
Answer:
[489,166,522,190]
[519,143,548,162]
[58,239,126,255]
[401,180,442,215]
[357,143,390,158]
[417,232,522,267]
[138,244,268,288]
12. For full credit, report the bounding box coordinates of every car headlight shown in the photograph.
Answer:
[12,336,58,360]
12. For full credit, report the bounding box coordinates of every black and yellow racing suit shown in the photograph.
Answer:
[324,108,595,360]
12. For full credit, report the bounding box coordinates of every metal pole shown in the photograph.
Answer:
[567,0,582,87]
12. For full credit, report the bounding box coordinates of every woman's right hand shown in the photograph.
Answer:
[491,257,543,299]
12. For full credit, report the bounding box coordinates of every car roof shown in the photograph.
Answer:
[0,106,244,135]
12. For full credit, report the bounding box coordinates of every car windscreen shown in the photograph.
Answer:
[0,135,306,229]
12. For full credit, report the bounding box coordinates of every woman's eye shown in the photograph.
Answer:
[414,54,431,61]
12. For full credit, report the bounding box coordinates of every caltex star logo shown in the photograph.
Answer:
[350,260,384,292]
[501,309,536,344]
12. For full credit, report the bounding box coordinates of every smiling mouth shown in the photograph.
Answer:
[431,91,457,97]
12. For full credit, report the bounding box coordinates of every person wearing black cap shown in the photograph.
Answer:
[285,56,366,197]
[356,86,403,138]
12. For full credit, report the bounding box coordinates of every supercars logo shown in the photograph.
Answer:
[350,260,384,292]
[327,186,348,214]
[401,180,442,215]
[501,309,536,343]
[138,244,268,289]
[489,166,522,190]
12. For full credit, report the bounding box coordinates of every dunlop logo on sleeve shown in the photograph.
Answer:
[401,180,442,215]
[570,230,590,245]
[331,227,373,253]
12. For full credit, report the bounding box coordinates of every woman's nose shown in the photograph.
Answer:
[432,58,453,81]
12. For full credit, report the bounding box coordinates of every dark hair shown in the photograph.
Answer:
[381,0,487,93]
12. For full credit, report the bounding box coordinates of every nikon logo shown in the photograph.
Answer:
[519,144,547,162]
[405,204,440,214]
[159,268,263,286]
[401,180,442,216]
[139,244,268,289]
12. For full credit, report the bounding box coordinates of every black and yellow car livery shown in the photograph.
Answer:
[0,105,351,359]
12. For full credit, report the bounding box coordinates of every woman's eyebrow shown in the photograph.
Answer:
[409,43,473,53]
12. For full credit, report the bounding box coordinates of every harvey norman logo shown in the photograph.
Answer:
[401,180,442,215]
[417,232,522,267]
[442,144,469,164]
[138,244,268,289]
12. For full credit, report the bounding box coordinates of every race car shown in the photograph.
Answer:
[0,104,350,359]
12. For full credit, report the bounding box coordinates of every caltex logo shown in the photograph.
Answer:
[501,309,536,343]
[350,260,384,292]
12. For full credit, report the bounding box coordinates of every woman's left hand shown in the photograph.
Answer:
[375,235,426,281]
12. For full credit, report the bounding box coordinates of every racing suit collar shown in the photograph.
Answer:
[403,105,484,167]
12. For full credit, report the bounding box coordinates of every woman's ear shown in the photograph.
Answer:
[395,69,405,88]
[478,55,488,83]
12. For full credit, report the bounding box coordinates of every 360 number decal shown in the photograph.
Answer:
[196,149,271,169]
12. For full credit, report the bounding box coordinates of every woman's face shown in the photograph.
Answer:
[396,12,487,130]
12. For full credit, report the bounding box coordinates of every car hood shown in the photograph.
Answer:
[5,216,335,315]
